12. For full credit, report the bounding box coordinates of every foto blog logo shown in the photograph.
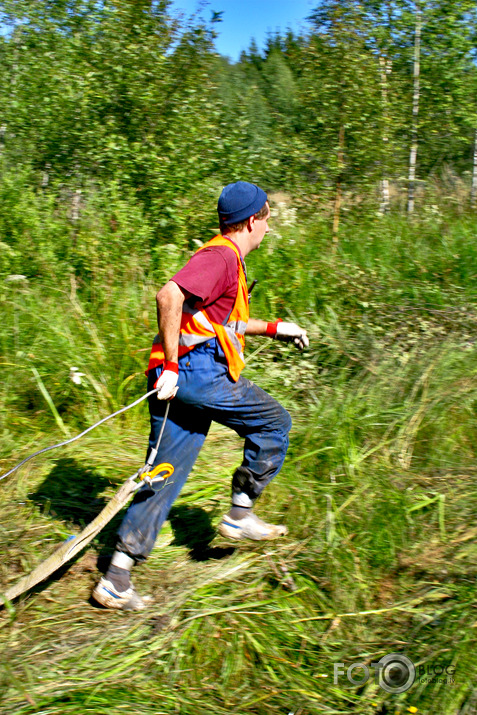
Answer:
[334,653,416,694]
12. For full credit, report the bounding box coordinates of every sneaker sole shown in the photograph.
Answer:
[92,583,151,611]
[217,521,288,541]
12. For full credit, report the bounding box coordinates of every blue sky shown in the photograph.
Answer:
[170,0,316,61]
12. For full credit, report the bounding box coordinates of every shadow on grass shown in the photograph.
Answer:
[169,505,235,562]
[29,457,127,561]
[30,457,112,525]
[27,459,233,570]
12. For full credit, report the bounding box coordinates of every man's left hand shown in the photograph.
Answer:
[275,322,309,350]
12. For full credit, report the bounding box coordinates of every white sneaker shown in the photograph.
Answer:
[92,577,151,610]
[218,511,288,541]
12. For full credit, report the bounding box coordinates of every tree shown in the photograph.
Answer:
[300,1,384,239]
[407,0,421,214]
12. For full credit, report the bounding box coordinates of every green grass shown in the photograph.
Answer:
[1,204,477,714]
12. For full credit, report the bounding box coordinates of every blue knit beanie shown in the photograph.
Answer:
[217,181,268,225]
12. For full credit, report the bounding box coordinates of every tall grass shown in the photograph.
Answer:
[1,190,477,714]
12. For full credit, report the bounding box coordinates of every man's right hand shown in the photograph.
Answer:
[154,362,179,400]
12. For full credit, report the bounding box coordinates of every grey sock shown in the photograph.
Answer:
[106,564,131,592]
[229,505,251,521]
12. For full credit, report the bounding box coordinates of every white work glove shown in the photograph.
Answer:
[154,361,179,400]
[275,321,309,350]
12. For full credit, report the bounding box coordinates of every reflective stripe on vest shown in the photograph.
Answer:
[146,235,249,382]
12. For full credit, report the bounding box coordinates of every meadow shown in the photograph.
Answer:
[1,191,476,714]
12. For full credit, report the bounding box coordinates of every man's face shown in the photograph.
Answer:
[249,202,271,251]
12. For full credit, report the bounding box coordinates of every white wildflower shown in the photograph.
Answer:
[69,367,85,385]
[5,274,28,283]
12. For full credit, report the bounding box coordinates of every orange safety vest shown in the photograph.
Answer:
[146,235,249,382]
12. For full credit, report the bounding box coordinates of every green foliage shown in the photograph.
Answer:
[1,0,477,224]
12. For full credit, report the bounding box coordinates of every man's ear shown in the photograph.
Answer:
[247,215,255,232]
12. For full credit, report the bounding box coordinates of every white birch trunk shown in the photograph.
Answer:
[379,55,392,213]
[71,189,82,222]
[471,127,477,209]
[407,1,421,215]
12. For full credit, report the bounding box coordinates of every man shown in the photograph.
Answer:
[93,181,308,610]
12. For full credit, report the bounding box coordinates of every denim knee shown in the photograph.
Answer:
[275,404,292,441]
[283,407,292,435]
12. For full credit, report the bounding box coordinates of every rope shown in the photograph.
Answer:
[0,388,159,482]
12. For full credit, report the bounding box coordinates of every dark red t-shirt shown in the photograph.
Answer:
[171,240,243,324]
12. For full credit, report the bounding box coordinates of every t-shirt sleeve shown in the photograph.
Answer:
[171,246,237,304]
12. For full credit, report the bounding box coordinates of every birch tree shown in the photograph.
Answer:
[398,1,477,200]
[471,128,477,209]
[407,0,421,214]
[361,1,405,212]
